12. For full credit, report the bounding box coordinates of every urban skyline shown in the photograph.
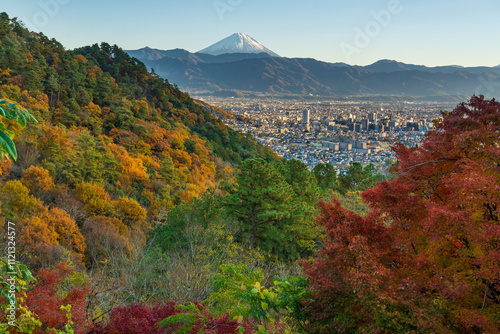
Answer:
[199,96,453,171]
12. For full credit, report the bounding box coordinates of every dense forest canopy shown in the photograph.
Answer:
[0,11,278,219]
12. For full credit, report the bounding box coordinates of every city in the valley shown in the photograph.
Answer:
[198,96,456,173]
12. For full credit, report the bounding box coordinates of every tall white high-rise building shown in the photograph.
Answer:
[302,109,310,124]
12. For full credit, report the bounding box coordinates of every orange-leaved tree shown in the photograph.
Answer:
[20,207,86,268]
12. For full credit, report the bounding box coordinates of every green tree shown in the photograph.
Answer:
[281,159,321,205]
[62,130,119,185]
[224,159,320,260]
[153,191,222,252]
[279,159,324,257]
[312,163,337,191]
[24,57,47,92]
[224,159,293,252]
[336,162,384,194]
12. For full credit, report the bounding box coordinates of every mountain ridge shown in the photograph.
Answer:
[125,35,500,98]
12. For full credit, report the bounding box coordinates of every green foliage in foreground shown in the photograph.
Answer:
[0,257,40,334]
[0,258,74,334]
[159,264,310,334]
[0,100,36,161]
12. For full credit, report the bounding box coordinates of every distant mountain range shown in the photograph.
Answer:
[125,34,500,99]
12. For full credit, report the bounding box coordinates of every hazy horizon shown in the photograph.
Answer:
[2,0,499,67]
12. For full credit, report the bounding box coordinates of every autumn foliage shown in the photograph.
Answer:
[26,262,89,333]
[305,96,500,333]
[0,11,283,278]
[87,302,246,334]
[3,10,500,334]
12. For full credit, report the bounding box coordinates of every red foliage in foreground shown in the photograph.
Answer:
[86,302,249,334]
[302,200,402,333]
[26,262,89,334]
[304,96,500,333]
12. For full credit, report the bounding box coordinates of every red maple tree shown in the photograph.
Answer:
[86,302,248,334]
[26,262,89,334]
[304,96,500,333]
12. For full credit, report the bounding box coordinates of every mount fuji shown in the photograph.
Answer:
[197,33,279,57]
[125,34,500,98]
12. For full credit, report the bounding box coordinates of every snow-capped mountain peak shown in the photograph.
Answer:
[197,33,279,57]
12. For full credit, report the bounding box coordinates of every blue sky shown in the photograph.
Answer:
[2,0,499,67]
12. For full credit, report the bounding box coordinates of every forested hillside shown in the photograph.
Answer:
[0,12,331,333]
[0,11,278,242]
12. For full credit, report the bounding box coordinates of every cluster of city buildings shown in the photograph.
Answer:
[198,97,455,173]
